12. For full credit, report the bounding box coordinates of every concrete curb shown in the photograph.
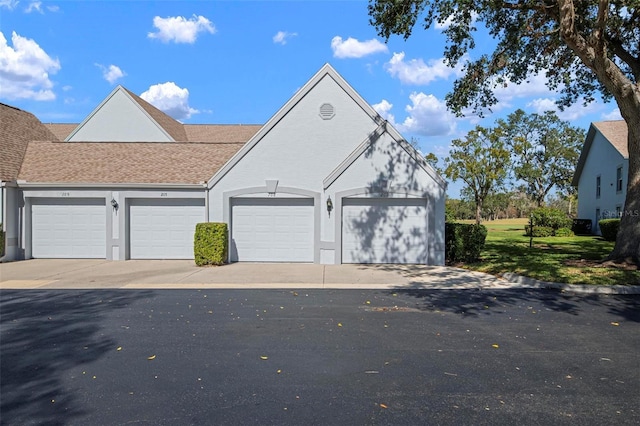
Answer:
[502,272,640,295]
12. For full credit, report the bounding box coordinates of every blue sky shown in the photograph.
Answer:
[0,0,623,197]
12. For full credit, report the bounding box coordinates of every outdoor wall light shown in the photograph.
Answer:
[111,198,119,210]
[326,196,333,216]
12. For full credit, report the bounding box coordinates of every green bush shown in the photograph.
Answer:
[598,219,620,241]
[525,225,554,237]
[445,223,487,263]
[530,207,573,230]
[194,222,228,266]
[554,227,574,237]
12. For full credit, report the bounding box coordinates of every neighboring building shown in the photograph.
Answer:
[572,120,629,234]
[1,64,446,264]
[1,103,60,260]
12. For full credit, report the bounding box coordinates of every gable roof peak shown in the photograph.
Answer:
[64,84,188,142]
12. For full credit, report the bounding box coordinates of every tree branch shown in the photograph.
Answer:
[605,34,640,82]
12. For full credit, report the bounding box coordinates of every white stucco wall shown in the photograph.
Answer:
[68,89,173,142]
[19,187,205,260]
[1,186,22,260]
[325,133,445,264]
[576,131,628,233]
[208,71,446,264]
[209,74,375,203]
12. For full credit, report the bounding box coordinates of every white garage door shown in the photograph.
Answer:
[231,198,314,262]
[342,198,428,264]
[129,199,205,259]
[32,198,106,258]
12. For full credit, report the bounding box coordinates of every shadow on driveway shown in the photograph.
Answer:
[386,286,640,322]
[0,290,154,425]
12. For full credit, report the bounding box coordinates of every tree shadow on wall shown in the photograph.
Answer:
[0,290,154,425]
[342,124,444,264]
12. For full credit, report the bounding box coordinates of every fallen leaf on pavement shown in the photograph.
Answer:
[611,322,619,326]
[379,403,388,409]
[147,355,156,360]
[492,344,499,348]
[260,356,268,360]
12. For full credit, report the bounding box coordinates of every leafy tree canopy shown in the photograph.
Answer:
[497,109,584,206]
[370,0,640,263]
[368,0,639,116]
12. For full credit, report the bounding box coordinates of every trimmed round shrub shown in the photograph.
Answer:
[531,207,572,230]
[445,223,487,263]
[194,222,228,266]
[554,227,574,237]
[525,225,554,237]
[598,219,620,241]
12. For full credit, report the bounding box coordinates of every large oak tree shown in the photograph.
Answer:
[369,0,640,264]
[497,109,584,207]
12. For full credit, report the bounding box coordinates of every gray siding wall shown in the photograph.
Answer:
[68,90,172,142]
[577,132,628,234]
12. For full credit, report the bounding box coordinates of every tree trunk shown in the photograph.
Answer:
[475,201,482,225]
[609,112,640,265]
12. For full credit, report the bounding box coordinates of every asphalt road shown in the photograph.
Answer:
[1,288,638,426]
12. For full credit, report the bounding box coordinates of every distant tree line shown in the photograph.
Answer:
[428,109,583,224]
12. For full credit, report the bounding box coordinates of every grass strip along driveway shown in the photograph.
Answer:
[458,219,640,286]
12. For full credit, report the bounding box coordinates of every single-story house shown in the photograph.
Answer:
[1,64,446,264]
[572,120,628,234]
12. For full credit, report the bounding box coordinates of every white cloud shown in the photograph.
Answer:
[0,0,18,10]
[397,92,457,136]
[601,107,623,121]
[47,4,59,12]
[0,31,60,101]
[494,73,551,104]
[95,63,126,84]
[331,36,388,59]
[273,31,297,45]
[526,97,601,121]
[140,82,198,121]
[25,1,42,13]
[372,99,396,125]
[148,15,215,44]
[385,52,463,85]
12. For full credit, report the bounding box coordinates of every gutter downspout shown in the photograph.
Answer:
[203,182,210,222]
[1,183,5,262]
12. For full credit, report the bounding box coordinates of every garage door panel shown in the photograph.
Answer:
[32,198,106,259]
[129,199,205,259]
[231,198,314,262]
[342,198,428,264]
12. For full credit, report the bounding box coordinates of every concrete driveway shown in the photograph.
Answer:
[0,259,515,290]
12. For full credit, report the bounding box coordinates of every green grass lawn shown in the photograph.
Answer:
[457,218,640,286]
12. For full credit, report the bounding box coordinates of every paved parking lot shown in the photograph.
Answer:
[1,287,639,425]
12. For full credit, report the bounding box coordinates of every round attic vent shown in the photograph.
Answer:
[319,103,335,120]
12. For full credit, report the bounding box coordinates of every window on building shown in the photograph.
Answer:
[616,206,622,218]
[596,175,601,198]
[616,166,623,192]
